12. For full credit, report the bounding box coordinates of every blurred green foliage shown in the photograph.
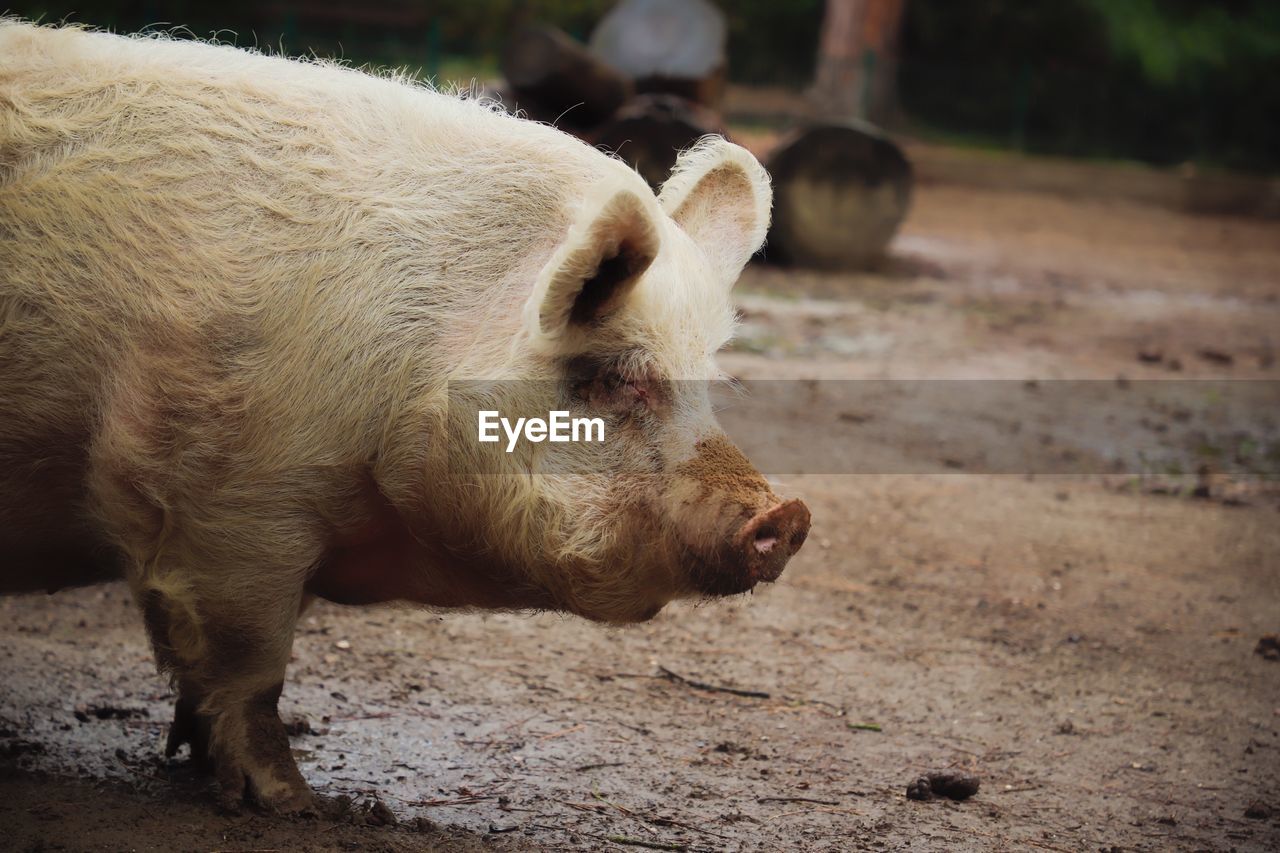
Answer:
[1086,0,1280,86]
[900,0,1280,171]
[5,1,1278,171]
[719,0,825,87]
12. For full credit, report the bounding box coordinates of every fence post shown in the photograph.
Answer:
[282,12,297,51]
[860,48,877,121]
[426,18,441,81]
[1192,71,1208,166]
[1011,61,1031,152]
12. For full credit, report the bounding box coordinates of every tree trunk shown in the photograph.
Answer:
[862,0,906,124]
[811,0,906,123]
[812,0,867,118]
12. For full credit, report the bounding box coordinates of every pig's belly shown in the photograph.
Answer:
[0,540,124,594]
[0,452,123,595]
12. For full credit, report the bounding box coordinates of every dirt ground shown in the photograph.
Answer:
[3,178,1279,852]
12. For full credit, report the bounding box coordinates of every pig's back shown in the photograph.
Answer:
[0,20,620,323]
[0,22,640,589]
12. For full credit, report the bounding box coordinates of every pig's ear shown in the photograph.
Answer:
[658,137,771,287]
[525,184,660,342]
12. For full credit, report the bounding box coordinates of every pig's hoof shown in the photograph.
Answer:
[165,695,212,767]
[252,781,316,816]
[211,704,315,814]
[214,754,316,815]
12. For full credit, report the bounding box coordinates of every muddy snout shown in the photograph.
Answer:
[692,498,811,596]
[737,499,811,583]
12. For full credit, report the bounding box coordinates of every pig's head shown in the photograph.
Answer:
[439,138,810,623]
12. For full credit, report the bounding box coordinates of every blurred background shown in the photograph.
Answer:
[9,0,1278,271]
[5,4,1280,851]
[8,0,1279,171]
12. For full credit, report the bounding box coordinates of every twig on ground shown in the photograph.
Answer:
[766,806,861,820]
[757,796,841,805]
[589,791,729,841]
[466,712,542,750]
[656,666,770,699]
[571,670,652,680]
[575,761,626,771]
[961,828,1076,853]
[650,815,731,840]
[583,717,653,735]
[538,723,586,741]
[591,790,645,820]
[604,837,689,851]
[408,795,495,807]
[769,696,847,717]
[325,712,395,723]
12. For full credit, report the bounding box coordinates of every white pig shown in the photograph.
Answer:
[0,21,810,811]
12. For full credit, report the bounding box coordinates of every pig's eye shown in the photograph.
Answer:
[579,369,652,412]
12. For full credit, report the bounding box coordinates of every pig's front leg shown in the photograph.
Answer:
[164,679,212,769]
[147,571,312,809]
[90,366,326,811]
[149,584,312,811]
[164,594,320,771]
[119,521,318,810]
[139,575,313,811]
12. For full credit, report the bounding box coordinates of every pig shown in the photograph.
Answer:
[0,21,810,811]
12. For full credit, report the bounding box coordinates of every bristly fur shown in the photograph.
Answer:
[0,17,774,700]
[0,18,793,809]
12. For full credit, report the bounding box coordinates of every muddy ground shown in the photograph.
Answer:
[3,178,1279,852]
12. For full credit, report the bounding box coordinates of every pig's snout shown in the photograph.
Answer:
[736,499,811,584]
[689,498,811,596]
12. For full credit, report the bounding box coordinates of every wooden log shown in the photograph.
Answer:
[589,0,727,107]
[500,25,631,131]
[591,94,726,190]
[764,123,913,269]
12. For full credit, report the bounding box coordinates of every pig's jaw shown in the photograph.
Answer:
[549,558,683,624]
[684,550,764,597]
[573,599,669,624]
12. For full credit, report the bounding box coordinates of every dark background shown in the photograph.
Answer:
[6,0,1279,172]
